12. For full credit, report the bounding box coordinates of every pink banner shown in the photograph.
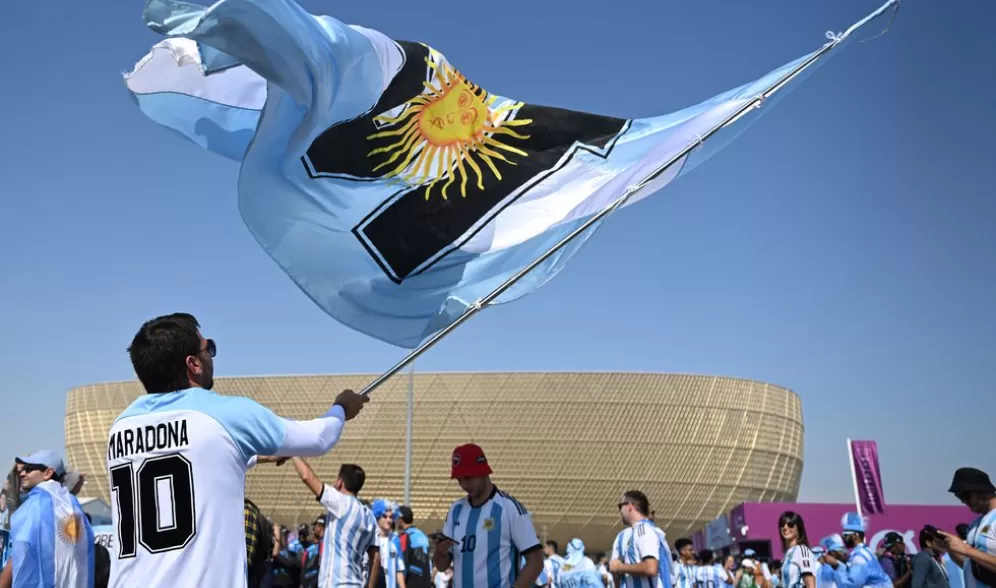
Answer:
[850,440,887,515]
[732,502,972,558]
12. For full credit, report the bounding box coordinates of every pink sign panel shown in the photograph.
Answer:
[730,502,972,558]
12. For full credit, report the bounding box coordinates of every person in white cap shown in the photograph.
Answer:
[823,513,891,588]
[0,450,94,588]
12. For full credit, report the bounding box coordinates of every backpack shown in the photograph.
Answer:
[399,528,432,588]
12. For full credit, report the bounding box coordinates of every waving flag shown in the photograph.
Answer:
[9,481,94,587]
[127,0,898,349]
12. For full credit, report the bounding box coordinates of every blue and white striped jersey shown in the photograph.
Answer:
[697,564,731,588]
[782,545,817,588]
[965,509,996,588]
[672,562,697,588]
[317,484,378,588]
[378,532,406,588]
[611,520,673,588]
[442,487,541,588]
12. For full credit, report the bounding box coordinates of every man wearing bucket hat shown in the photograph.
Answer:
[552,539,602,587]
[822,513,891,588]
[433,444,543,588]
[938,468,996,588]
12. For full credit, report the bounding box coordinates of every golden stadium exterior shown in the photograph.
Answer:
[65,372,803,552]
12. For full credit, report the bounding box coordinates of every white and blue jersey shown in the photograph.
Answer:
[672,562,697,588]
[105,387,347,588]
[442,487,541,588]
[697,563,732,588]
[965,508,996,588]
[782,545,816,588]
[611,520,672,588]
[377,532,406,588]
[317,485,378,588]
[832,544,891,588]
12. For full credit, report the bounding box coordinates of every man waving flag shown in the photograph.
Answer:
[126,0,899,349]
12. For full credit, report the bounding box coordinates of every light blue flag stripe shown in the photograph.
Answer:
[127,0,898,348]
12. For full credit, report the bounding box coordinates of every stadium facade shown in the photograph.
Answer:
[65,372,804,552]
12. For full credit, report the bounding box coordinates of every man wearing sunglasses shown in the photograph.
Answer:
[0,450,94,588]
[105,312,369,588]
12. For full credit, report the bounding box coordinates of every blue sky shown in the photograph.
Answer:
[0,0,992,507]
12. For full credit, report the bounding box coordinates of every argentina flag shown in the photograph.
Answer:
[126,0,898,349]
[9,481,94,587]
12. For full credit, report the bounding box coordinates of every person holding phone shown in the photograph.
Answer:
[432,444,543,588]
[939,468,996,588]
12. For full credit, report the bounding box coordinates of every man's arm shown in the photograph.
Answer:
[289,457,325,499]
[227,390,367,462]
[0,558,11,588]
[942,532,996,575]
[367,548,381,588]
[517,549,545,588]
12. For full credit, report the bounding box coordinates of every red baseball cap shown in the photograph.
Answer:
[451,443,493,478]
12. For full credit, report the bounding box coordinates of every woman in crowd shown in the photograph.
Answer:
[779,511,817,588]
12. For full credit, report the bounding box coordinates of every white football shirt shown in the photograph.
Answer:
[105,387,347,588]
[611,520,672,588]
[965,509,996,588]
[442,487,541,588]
[782,545,816,588]
[316,484,378,588]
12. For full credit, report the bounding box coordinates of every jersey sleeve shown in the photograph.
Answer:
[634,525,662,561]
[209,396,287,462]
[275,405,347,457]
[506,498,541,554]
[317,483,347,518]
[611,531,623,562]
[793,546,816,577]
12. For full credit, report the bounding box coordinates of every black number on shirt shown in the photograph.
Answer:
[109,454,197,558]
[802,559,810,568]
[460,535,477,553]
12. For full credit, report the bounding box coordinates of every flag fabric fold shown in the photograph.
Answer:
[9,480,94,588]
[848,439,887,515]
[126,0,898,348]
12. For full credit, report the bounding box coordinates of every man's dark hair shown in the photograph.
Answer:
[699,550,715,565]
[397,505,415,525]
[956,523,970,540]
[623,490,650,516]
[128,313,202,394]
[546,540,559,554]
[338,464,366,494]
[675,538,693,552]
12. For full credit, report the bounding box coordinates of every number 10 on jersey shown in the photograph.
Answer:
[110,454,197,558]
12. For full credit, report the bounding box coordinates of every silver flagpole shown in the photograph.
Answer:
[404,361,414,505]
[358,0,898,397]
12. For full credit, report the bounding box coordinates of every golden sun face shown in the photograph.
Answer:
[367,50,533,201]
[58,513,81,545]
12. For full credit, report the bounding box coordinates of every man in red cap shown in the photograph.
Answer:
[432,444,543,588]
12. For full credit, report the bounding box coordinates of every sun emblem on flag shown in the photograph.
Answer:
[57,513,81,545]
[367,49,533,201]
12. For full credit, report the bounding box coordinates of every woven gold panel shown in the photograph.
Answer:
[65,373,803,552]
